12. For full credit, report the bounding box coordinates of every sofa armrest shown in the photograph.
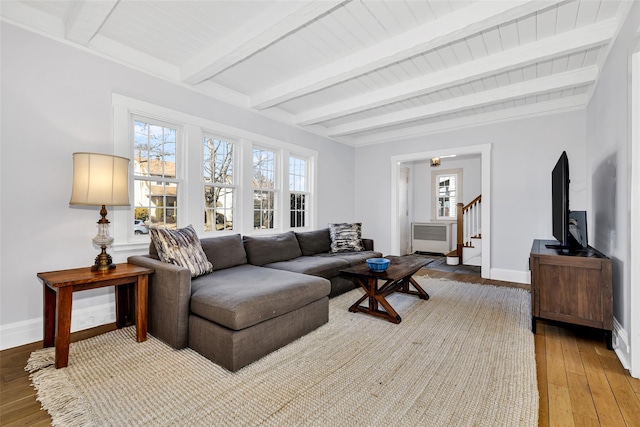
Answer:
[362,238,374,251]
[127,255,191,349]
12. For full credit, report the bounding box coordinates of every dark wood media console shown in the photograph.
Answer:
[530,239,613,348]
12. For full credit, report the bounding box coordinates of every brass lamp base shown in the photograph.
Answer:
[92,245,116,271]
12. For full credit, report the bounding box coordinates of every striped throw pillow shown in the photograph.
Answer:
[328,223,364,253]
[150,225,213,277]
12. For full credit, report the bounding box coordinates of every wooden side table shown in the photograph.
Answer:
[37,263,154,368]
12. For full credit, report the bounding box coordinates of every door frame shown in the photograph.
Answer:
[390,143,492,279]
[629,35,639,378]
[398,165,411,255]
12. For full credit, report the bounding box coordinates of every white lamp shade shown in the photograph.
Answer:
[70,152,130,206]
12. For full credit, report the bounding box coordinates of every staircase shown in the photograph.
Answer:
[446,195,482,266]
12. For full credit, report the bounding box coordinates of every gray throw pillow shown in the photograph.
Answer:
[295,228,332,255]
[243,231,302,265]
[150,225,213,277]
[200,234,247,271]
[328,223,364,253]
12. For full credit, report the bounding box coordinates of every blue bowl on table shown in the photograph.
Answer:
[366,258,390,272]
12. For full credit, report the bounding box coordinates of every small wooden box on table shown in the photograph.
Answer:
[37,263,153,368]
[529,239,613,348]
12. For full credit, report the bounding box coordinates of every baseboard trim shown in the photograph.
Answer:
[0,302,116,350]
[613,317,631,371]
[490,268,531,284]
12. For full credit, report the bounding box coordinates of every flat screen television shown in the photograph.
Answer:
[547,151,588,251]
[550,151,570,249]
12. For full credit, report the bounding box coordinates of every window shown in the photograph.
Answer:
[203,135,235,232]
[432,169,462,220]
[113,94,317,245]
[289,156,308,228]
[132,118,180,230]
[253,147,276,230]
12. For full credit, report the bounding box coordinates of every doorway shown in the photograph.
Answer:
[398,165,410,255]
[390,143,492,279]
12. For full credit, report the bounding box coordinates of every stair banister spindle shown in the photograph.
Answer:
[457,195,482,260]
[456,203,463,258]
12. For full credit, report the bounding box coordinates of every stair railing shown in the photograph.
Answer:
[456,195,482,258]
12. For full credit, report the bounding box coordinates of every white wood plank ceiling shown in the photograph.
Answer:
[2,0,633,146]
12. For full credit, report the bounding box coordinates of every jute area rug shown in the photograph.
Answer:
[26,276,538,426]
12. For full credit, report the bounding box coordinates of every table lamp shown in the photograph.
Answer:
[69,152,130,271]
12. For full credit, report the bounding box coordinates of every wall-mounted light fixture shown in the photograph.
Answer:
[430,157,441,167]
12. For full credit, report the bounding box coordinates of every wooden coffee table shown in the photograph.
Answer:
[340,256,430,324]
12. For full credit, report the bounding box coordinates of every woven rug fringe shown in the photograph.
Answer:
[29,364,91,427]
[25,347,55,372]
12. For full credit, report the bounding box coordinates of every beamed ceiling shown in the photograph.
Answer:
[1,0,633,146]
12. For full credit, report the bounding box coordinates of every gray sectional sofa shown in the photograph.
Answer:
[128,228,382,371]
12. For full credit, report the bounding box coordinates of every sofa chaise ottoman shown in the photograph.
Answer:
[128,226,381,371]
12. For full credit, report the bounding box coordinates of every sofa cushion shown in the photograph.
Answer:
[190,264,330,330]
[328,223,364,253]
[295,228,332,256]
[150,225,213,278]
[314,250,383,266]
[263,256,349,279]
[200,234,247,271]
[243,231,302,266]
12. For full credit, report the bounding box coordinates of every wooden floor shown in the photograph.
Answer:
[2,270,639,426]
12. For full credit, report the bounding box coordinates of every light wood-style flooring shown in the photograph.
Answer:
[1,269,639,426]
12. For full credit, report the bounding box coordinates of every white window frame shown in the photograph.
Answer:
[111,94,317,251]
[431,168,463,222]
[252,145,278,231]
[131,115,183,232]
[202,132,238,233]
[288,155,310,229]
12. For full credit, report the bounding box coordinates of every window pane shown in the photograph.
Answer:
[203,136,233,184]
[290,193,306,228]
[134,120,177,179]
[254,190,275,229]
[436,174,457,219]
[204,186,234,232]
[134,179,178,229]
[253,148,275,189]
[289,157,306,191]
[133,117,180,233]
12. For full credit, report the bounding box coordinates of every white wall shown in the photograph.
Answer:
[585,2,640,372]
[0,23,355,348]
[412,155,482,224]
[354,111,587,277]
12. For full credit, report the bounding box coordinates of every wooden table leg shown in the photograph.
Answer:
[396,276,430,300]
[349,277,401,324]
[43,284,56,348]
[115,283,135,328]
[135,275,148,342]
[55,287,73,369]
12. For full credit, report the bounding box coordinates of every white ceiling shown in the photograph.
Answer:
[1,0,633,146]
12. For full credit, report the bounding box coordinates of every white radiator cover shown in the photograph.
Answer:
[412,223,451,254]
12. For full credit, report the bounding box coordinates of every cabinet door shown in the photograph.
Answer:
[537,259,605,328]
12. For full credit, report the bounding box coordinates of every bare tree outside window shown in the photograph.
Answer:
[204,136,234,231]
[253,148,276,229]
